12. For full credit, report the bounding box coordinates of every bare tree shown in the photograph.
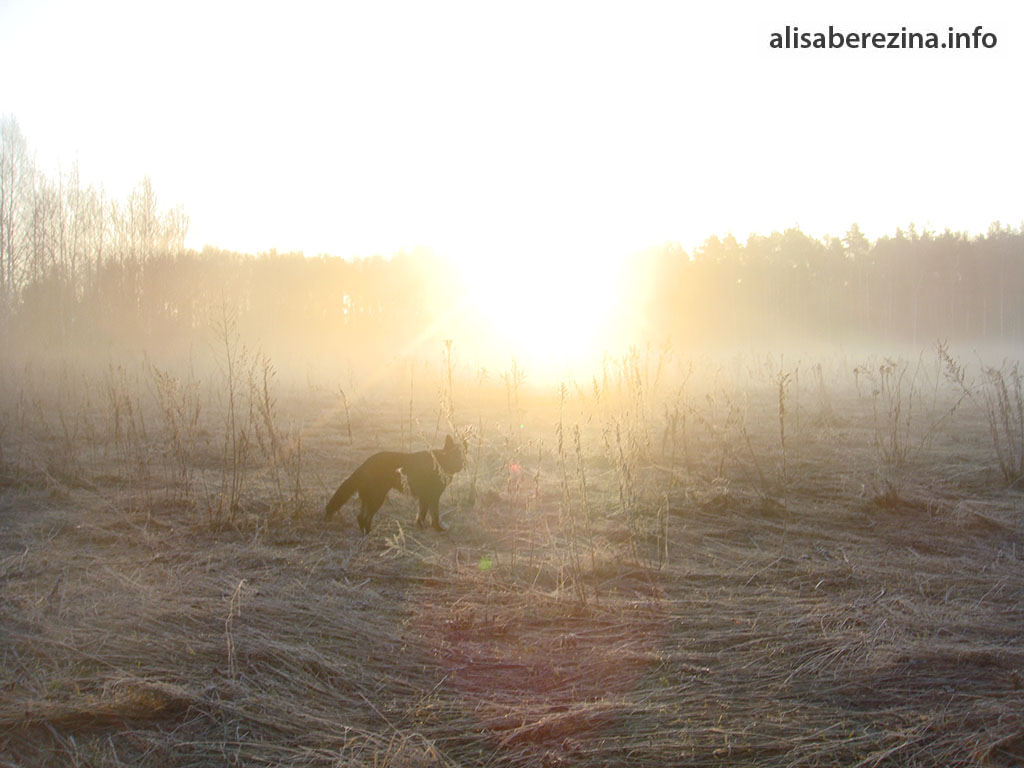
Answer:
[0,116,33,313]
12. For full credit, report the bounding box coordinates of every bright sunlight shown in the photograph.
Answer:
[455,241,629,378]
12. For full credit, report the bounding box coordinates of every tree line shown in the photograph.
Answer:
[642,222,1023,349]
[2,115,1022,361]
[0,116,455,361]
[1,117,188,342]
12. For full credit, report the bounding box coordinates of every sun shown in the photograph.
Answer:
[453,244,627,380]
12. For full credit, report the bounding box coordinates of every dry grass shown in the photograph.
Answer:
[1,352,1023,767]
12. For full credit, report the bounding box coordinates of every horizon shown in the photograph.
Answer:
[2,1,1022,375]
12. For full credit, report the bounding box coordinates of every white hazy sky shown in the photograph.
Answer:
[1,0,1021,266]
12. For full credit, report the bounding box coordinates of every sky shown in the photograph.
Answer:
[1,0,1022,268]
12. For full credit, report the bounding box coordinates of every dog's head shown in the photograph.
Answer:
[438,434,466,474]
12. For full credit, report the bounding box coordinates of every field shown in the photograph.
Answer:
[1,347,1023,767]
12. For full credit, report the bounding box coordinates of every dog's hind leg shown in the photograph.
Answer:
[357,496,385,534]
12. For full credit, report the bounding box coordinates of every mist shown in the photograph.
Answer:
[3,107,1024,767]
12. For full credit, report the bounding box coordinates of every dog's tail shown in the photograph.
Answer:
[324,468,361,520]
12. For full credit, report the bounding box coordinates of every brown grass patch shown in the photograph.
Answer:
[2,355,1023,766]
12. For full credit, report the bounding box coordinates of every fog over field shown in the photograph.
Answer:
[2,1,1023,766]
